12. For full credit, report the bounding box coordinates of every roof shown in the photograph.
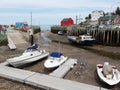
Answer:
[99,15,117,21]
[61,18,72,22]
[92,10,104,13]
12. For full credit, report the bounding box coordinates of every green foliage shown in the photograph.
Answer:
[115,7,120,16]
[51,25,67,33]
[0,35,8,46]
[32,26,41,34]
[85,14,91,20]
[88,14,91,19]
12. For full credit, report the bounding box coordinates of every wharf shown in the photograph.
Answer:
[0,64,108,90]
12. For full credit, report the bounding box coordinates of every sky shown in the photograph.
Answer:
[0,0,120,27]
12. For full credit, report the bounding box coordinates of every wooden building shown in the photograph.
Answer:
[98,15,120,25]
[61,18,74,26]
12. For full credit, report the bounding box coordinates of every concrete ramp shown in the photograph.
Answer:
[7,35,17,50]
[49,58,77,78]
[7,30,28,50]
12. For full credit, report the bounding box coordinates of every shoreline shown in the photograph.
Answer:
[0,30,120,89]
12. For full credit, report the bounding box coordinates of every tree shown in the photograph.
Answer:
[85,14,91,21]
[115,7,120,15]
[88,14,91,19]
[85,17,89,20]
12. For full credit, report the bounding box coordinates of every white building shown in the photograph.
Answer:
[91,10,104,21]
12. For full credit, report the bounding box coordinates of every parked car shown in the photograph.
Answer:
[99,25,106,28]
[58,31,64,35]
[113,25,120,29]
[0,25,3,31]
[99,25,112,29]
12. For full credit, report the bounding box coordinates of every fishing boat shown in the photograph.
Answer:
[97,62,120,86]
[67,34,95,45]
[7,44,49,67]
[44,52,68,69]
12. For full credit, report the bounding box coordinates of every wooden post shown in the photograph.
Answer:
[107,30,109,44]
[110,30,112,45]
[117,30,119,44]
[103,30,105,45]
[113,30,115,45]
[29,28,34,46]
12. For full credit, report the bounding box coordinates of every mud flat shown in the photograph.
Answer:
[0,31,120,90]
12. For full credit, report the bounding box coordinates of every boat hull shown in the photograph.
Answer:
[7,51,49,67]
[44,56,68,69]
[67,36,95,46]
[80,40,95,46]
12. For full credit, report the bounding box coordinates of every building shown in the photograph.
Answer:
[98,15,120,25]
[61,18,74,26]
[15,22,29,32]
[91,10,104,21]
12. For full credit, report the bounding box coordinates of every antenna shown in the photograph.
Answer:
[76,14,82,25]
[31,12,32,28]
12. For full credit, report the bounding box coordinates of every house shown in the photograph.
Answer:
[61,18,74,26]
[89,10,104,26]
[91,10,104,21]
[98,15,120,25]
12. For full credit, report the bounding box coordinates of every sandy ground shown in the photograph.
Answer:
[0,30,120,90]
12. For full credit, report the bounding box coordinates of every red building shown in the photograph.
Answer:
[61,18,74,26]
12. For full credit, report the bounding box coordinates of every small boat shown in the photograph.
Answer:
[44,52,68,69]
[67,34,95,45]
[7,44,49,67]
[97,62,120,86]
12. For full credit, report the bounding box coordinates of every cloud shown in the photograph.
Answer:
[0,0,120,25]
[1,0,120,9]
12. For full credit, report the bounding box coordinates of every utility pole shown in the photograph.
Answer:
[76,15,82,25]
[76,16,78,25]
[30,12,34,46]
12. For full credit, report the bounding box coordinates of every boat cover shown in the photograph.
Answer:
[27,44,38,50]
[50,52,62,58]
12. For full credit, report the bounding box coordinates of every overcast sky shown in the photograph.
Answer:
[0,0,120,26]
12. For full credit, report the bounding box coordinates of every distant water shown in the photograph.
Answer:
[40,25,51,31]
[41,33,51,42]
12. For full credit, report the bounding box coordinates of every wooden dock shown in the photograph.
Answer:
[67,28,120,46]
[0,65,107,90]
[49,58,77,78]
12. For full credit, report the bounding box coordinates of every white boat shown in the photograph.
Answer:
[67,34,95,45]
[97,62,120,86]
[7,44,49,67]
[44,52,68,69]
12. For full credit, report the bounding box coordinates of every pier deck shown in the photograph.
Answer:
[0,64,107,90]
[49,58,77,78]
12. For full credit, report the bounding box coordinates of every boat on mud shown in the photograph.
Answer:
[44,52,68,69]
[97,62,120,86]
[7,44,49,67]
